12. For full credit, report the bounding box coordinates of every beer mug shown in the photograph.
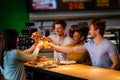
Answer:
[31,32,49,48]
[43,40,49,48]
[38,40,48,49]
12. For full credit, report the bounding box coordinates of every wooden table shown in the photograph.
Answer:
[25,64,120,80]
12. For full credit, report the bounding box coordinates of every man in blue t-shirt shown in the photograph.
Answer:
[49,19,120,70]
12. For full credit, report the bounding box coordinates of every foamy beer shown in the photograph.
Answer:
[38,40,49,48]
[43,40,48,48]
[31,32,49,48]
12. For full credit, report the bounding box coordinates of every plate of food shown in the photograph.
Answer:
[60,60,76,65]
[36,63,57,68]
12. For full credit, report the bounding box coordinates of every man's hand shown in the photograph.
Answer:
[47,43,55,50]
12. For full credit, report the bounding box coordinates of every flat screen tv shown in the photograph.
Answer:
[27,0,58,12]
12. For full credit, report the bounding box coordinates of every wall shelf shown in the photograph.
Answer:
[30,10,120,21]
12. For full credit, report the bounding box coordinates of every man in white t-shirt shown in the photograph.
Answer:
[32,20,73,60]
[48,20,73,60]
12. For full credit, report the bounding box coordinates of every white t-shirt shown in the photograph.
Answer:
[49,34,73,60]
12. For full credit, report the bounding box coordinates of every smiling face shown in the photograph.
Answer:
[54,24,66,36]
[89,19,106,39]
[73,31,84,44]
[89,25,98,39]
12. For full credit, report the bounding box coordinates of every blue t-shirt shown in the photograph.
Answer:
[0,49,39,80]
[83,39,119,68]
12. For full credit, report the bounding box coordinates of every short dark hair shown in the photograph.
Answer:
[73,29,87,41]
[90,19,106,36]
[53,20,67,29]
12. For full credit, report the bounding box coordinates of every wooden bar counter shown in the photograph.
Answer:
[25,63,120,80]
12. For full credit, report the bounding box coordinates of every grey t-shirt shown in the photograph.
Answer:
[83,39,119,68]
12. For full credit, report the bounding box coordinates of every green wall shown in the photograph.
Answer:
[0,0,29,34]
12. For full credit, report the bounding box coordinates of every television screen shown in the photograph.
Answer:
[27,0,57,11]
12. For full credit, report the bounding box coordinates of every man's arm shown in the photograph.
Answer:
[48,43,87,54]
[110,54,120,70]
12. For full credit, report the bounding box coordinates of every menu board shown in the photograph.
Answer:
[27,0,120,12]
[58,0,120,11]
